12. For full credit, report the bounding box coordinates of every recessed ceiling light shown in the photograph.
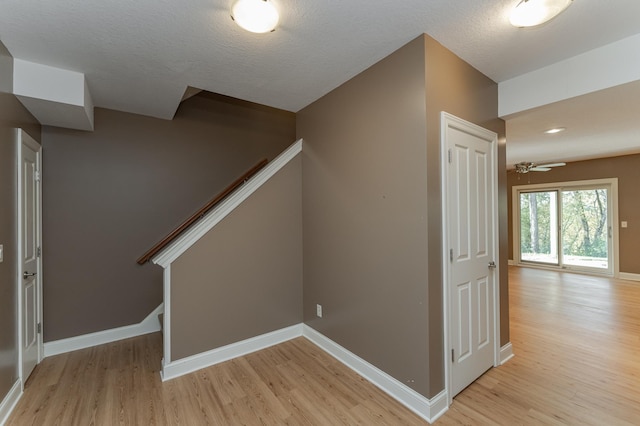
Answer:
[544,127,566,134]
[510,0,573,28]
[231,0,279,34]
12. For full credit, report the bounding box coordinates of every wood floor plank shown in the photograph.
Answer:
[7,266,640,425]
[437,267,640,426]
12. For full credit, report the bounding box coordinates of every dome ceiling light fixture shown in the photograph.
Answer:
[231,0,279,34]
[510,0,573,28]
[544,127,566,134]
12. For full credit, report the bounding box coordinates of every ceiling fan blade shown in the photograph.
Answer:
[530,167,551,172]
[536,162,566,168]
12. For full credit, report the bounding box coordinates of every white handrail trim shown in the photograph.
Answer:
[152,138,303,268]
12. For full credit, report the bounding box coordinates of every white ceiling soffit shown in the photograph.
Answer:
[13,59,95,131]
[1,0,640,118]
[505,79,640,166]
[500,33,640,166]
[499,33,640,118]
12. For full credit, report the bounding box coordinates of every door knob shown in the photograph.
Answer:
[488,261,496,269]
[23,271,37,279]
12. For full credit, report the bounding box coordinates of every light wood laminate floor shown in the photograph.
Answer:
[8,267,640,425]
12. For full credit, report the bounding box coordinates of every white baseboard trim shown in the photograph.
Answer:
[302,324,448,423]
[44,304,164,358]
[618,272,640,282]
[500,342,514,365]
[161,324,303,381]
[160,322,449,422]
[0,380,22,426]
[508,259,516,266]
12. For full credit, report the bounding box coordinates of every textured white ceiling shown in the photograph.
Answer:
[1,0,640,162]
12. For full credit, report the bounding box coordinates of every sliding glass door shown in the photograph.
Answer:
[516,181,614,275]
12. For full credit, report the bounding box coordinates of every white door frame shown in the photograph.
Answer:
[17,128,43,387]
[440,112,500,405]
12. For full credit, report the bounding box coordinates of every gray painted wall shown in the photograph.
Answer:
[298,36,433,397]
[0,42,41,407]
[297,34,507,399]
[171,155,302,360]
[42,93,296,341]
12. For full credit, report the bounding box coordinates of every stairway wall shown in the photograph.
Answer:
[41,93,295,341]
[170,155,302,361]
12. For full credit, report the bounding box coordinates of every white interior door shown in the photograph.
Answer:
[19,130,42,383]
[441,112,499,398]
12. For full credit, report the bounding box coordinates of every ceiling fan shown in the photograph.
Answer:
[514,161,566,174]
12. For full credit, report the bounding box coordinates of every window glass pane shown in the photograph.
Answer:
[562,189,608,269]
[520,191,558,264]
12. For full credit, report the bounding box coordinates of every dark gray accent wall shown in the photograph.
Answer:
[0,43,41,407]
[170,155,302,360]
[42,93,295,341]
[507,153,640,274]
[298,34,506,399]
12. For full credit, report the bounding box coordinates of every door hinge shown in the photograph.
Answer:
[449,249,453,263]
[35,170,41,182]
[448,149,452,164]
[37,246,41,258]
[451,349,455,363]
[37,323,42,334]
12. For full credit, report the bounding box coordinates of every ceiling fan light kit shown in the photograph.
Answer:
[510,0,573,28]
[231,0,279,33]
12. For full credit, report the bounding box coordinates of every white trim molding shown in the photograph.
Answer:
[500,343,514,365]
[162,266,172,366]
[44,304,163,358]
[161,324,303,381]
[152,139,303,268]
[0,380,21,426]
[303,325,449,423]
[618,272,640,282]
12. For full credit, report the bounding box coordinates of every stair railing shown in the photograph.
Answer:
[136,158,268,264]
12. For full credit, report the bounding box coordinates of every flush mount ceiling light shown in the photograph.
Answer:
[231,0,279,33]
[510,0,573,28]
[544,127,566,134]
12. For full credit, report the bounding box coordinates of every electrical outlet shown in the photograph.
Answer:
[316,304,323,318]
[621,221,628,228]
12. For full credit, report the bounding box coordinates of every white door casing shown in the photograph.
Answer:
[18,129,42,384]
[441,112,499,400]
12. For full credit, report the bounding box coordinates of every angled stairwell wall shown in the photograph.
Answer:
[153,141,302,377]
